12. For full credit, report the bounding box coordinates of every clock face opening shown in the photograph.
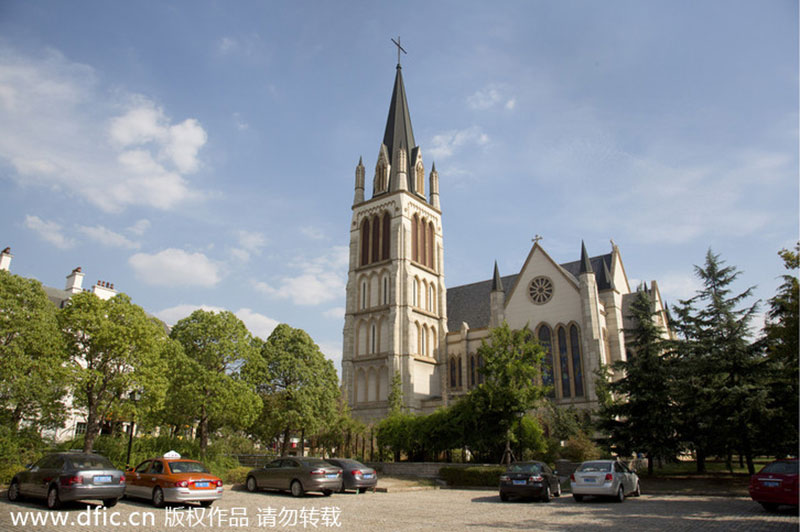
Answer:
[528,276,553,305]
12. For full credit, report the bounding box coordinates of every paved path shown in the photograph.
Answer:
[1,487,797,531]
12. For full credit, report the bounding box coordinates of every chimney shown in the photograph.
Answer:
[65,267,84,293]
[0,247,12,272]
[92,279,117,300]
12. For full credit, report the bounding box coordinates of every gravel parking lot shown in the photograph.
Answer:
[1,487,797,531]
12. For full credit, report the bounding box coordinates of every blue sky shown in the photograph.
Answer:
[1,1,797,373]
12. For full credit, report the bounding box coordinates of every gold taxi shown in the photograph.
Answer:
[125,451,223,507]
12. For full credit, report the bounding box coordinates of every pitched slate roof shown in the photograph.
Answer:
[446,252,615,331]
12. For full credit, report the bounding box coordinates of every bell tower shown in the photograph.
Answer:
[342,59,447,421]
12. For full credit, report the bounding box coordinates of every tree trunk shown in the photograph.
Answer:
[696,448,707,474]
[281,426,291,456]
[300,428,305,457]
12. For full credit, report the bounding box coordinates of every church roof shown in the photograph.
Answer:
[446,252,615,331]
[382,65,417,193]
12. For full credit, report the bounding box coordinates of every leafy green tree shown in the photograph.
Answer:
[672,249,764,474]
[597,286,680,474]
[387,373,404,414]
[0,270,68,430]
[168,310,262,455]
[759,244,799,456]
[59,292,170,453]
[472,322,546,463]
[247,324,339,455]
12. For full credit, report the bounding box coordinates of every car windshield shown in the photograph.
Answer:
[329,459,365,469]
[507,463,541,473]
[578,462,612,472]
[68,456,115,470]
[169,461,209,474]
[762,461,799,475]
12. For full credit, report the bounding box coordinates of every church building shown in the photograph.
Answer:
[341,62,671,423]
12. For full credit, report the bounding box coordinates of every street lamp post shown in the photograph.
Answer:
[125,390,141,467]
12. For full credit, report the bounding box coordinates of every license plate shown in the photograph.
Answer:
[363,474,373,479]
[93,475,112,484]
[326,474,337,479]
[512,480,526,486]
[762,481,780,487]
[194,482,209,488]
[583,477,596,483]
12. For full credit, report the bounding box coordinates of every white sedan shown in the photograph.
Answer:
[570,460,640,502]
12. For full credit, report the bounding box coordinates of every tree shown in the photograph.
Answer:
[168,310,262,455]
[472,322,546,463]
[387,373,404,415]
[671,249,764,474]
[247,324,339,455]
[760,244,799,456]
[0,270,69,430]
[59,292,170,452]
[596,286,679,474]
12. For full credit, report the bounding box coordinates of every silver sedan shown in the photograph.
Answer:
[570,460,640,502]
[246,457,342,497]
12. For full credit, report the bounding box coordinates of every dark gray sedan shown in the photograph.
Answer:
[7,453,126,509]
[325,458,378,493]
[245,457,342,497]
[499,461,562,502]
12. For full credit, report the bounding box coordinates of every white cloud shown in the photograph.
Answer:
[467,84,516,111]
[79,225,140,249]
[317,340,343,377]
[323,307,345,319]
[254,246,348,306]
[652,273,704,303]
[233,112,249,131]
[127,219,151,236]
[231,230,267,262]
[129,248,221,287]
[300,226,325,240]
[505,98,516,110]
[428,126,490,160]
[155,304,279,340]
[0,46,206,212]
[24,215,74,249]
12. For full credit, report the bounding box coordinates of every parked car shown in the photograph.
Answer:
[749,458,798,511]
[499,461,561,502]
[246,457,342,497]
[325,458,378,493]
[570,460,640,502]
[125,451,223,508]
[7,452,126,510]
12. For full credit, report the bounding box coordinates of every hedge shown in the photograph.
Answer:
[439,466,506,487]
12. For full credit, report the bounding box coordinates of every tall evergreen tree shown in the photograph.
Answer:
[760,244,799,456]
[672,249,763,473]
[597,286,679,474]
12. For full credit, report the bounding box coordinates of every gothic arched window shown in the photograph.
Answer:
[449,358,457,388]
[381,213,390,260]
[411,215,418,263]
[557,326,571,398]
[371,216,380,263]
[360,220,369,266]
[570,325,584,397]
[538,325,555,398]
[427,222,434,269]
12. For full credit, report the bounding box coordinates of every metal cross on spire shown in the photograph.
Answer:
[391,36,407,66]
[532,234,543,244]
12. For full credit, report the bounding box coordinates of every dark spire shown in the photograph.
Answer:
[579,240,594,274]
[382,65,416,190]
[492,261,504,292]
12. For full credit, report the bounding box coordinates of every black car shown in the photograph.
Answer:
[499,461,561,502]
[325,458,378,493]
[7,452,126,509]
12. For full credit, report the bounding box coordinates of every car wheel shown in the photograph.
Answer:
[246,476,258,493]
[357,487,369,494]
[290,480,304,498]
[760,502,779,512]
[152,487,165,508]
[541,485,551,503]
[322,489,332,497]
[633,481,641,497]
[554,481,562,497]
[47,487,61,510]
[615,485,625,503]
[200,500,214,508]
[499,491,509,502]
[103,498,118,508]
[7,480,21,502]
[572,494,583,502]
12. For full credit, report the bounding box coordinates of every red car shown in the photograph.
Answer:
[749,459,798,511]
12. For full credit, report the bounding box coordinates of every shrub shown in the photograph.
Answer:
[439,466,506,487]
[560,434,604,462]
[222,466,251,485]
